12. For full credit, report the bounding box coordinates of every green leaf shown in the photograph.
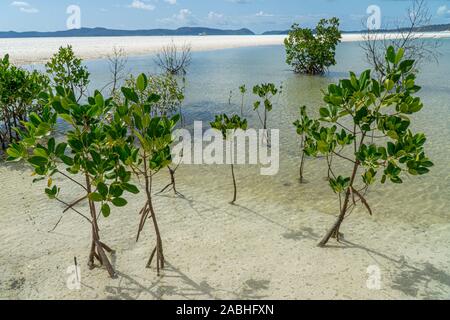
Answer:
[384,79,395,91]
[110,183,124,197]
[319,108,330,118]
[55,143,67,157]
[97,182,108,197]
[6,147,21,159]
[122,183,139,194]
[386,46,396,64]
[101,203,111,218]
[95,93,104,108]
[60,155,74,166]
[88,192,104,202]
[121,87,139,104]
[136,74,148,92]
[59,113,74,125]
[112,197,127,207]
[48,138,56,154]
[395,47,404,64]
[28,156,48,167]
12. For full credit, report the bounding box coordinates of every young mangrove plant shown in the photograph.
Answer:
[300,47,433,247]
[115,72,185,196]
[293,106,319,183]
[210,114,248,205]
[46,46,90,102]
[285,18,342,75]
[117,73,180,275]
[239,85,247,117]
[154,41,192,75]
[7,87,139,278]
[0,54,49,150]
[252,83,281,145]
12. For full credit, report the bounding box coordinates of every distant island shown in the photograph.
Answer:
[263,23,450,35]
[0,27,255,38]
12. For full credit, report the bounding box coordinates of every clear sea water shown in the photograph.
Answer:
[29,40,450,226]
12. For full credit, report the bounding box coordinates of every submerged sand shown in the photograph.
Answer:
[1,160,449,300]
[2,32,450,65]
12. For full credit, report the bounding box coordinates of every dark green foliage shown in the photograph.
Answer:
[115,73,180,275]
[7,85,139,278]
[0,54,49,150]
[284,18,342,74]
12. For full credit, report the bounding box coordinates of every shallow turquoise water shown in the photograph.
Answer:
[30,40,450,226]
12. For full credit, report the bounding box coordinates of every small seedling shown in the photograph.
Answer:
[210,114,248,205]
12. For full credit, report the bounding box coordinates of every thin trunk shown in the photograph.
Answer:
[139,155,165,276]
[85,173,116,278]
[318,160,360,247]
[157,166,180,196]
[230,164,237,205]
[299,135,306,183]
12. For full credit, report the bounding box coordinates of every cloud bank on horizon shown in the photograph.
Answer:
[1,0,450,33]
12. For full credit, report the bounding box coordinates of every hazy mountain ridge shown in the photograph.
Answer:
[0,27,255,38]
[263,23,450,35]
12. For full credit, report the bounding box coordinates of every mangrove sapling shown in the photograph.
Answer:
[105,47,128,95]
[118,74,180,275]
[115,73,186,197]
[45,46,90,102]
[210,114,248,205]
[7,88,139,278]
[284,18,342,75]
[300,47,433,247]
[252,83,281,145]
[239,85,247,117]
[293,106,319,183]
[154,41,192,75]
[0,54,49,150]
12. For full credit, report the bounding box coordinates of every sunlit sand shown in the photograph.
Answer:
[2,32,450,65]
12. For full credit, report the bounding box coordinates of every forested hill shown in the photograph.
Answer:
[0,27,255,38]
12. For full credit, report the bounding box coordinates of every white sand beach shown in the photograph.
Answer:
[1,161,449,300]
[2,32,450,65]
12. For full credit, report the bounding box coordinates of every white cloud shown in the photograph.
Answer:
[158,8,198,26]
[128,0,155,11]
[208,11,224,20]
[10,1,39,14]
[164,0,177,5]
[437,5,450,17]
[256,11,274,17]
[174,8,192,21]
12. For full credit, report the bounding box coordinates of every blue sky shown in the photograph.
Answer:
[1,0,450,33]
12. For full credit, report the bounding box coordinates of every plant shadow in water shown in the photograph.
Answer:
[154,186,450,299]
[331,240,450,299]
[104,262,270,300]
